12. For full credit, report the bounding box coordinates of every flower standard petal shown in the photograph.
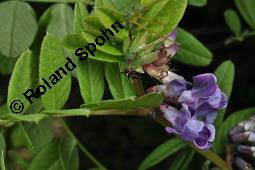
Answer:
[165,79,187,103]
[192,73,218,97]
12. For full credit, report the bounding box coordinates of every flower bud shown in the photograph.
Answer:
[230,125,245,136]
[250,116,255,121]
[237,145,255,159]
[234,157,254,170]
[240,120,255,132]
[164,30,177,47]
[230,131,255,143]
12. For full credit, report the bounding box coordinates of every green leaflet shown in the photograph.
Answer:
[235,0,255,30]
[45,4,75,78]
[0,1,38,58]
[95,9,128,40]
[77,59,105,104]
[74,2,104,103]
[20,0,85,3]
[168,148,195,170]
[19,118,53,153]
[128,32,148,53]
[111,0,137,10]
[0,133,6,170]
[94,0,113,7]
[130,51,159,70]
[0,104,8,116]
[138,138,185,170]
[9,124,27,148]
[213,107,255,154]
[81,93,164,111]
[224,9,242,36]
[47,4,74,38]
[175,28,213,66]
[84,15,105,31]
[62,34,124,62]
[214,61,235,130]
[81,31,123,56]
[96,7,125,22]
[105,63,136,99]
[27,137,79,170]
[141,0,187,41]
[140,0,158,6]
[189,145,230,170]
[202,160,211,170]
[83,15,122,42]
[188,0,207,7]
[7,50,38,114]
[74,2,105,104]
[0,150,5,170]
[62,34,86,52]
[29,4,53,55]
[74,1,89,34]
[58,136,79,170]
[39,34,71,110]
[0,54,18,75]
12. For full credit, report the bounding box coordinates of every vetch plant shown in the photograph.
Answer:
[0,0,253,170]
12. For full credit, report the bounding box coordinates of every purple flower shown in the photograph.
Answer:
[148,73,227,149]
[178,74,227,112]
[161,104,215,149]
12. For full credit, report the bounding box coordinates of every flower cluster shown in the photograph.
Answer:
[229,116,255,170]
[148,73,227,149]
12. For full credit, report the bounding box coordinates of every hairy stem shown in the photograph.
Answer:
[90,109,151,116]
[61,119,107,170]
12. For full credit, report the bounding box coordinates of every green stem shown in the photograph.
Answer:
[43,109,151,117]
[243,31,255,38]
[189,145,231,170]
[90,109,150,116]
[61,119,107,170]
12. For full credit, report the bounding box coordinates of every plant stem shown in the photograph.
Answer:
[90,109,151,116]
[61,119,107,170]
[133,78,145,97]
[190,145,231,170]
[244,31,255,38]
